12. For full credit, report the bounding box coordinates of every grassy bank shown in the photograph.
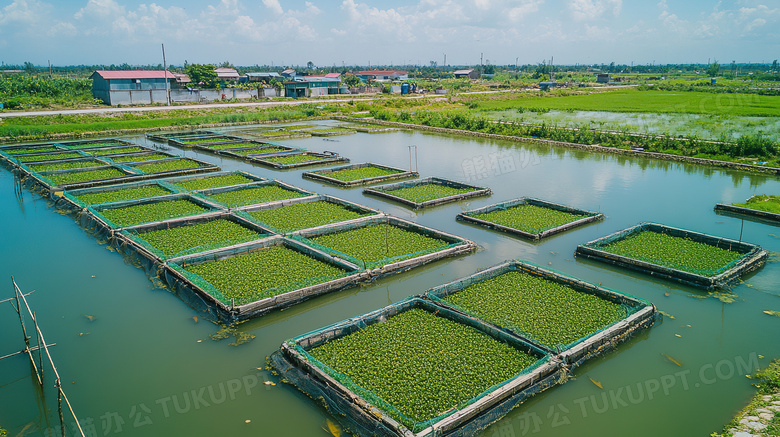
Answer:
[460,88,780,117]
[0,104,334,141]
[712,359,780,436]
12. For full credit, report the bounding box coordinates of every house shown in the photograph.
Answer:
[596,73,611,83]
[171,73,191,87]
[214,67,240,82]
[281,69,297,78]
[453,69,479,79]
[242,72,281,83]
[284,77,341,98]
[90,70,176,105]
[356,70,408,82]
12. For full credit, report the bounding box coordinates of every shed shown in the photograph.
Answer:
[281,69,297,78]
[356,70,408,82]
[243,72,281,83]
[214,67,240,82]
[453,68,479,79]
[90,70,175,105]
[596,73,611,83]
[284,78,340,98]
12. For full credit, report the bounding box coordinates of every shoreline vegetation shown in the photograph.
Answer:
[1,83,779,174]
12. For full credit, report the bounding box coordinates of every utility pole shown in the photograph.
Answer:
[161,43,170,106]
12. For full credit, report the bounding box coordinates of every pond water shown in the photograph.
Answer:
[484,109,780,142]
[1,120,779,436]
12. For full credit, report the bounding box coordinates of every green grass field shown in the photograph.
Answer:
[467,88,780,117]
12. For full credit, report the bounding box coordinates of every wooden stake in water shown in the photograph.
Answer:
[739,219,744,243]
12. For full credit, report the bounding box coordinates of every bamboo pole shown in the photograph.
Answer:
[12,279,86,437]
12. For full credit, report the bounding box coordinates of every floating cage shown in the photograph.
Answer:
[338,123,399,133]
[145,130,216,142]
[167,134,245,148]
[424,260,656,365]
[289,215,477,278]
[56,138,134,149]
[457,197,604,240]
[83,145,152,157]
[237,194,383,234]
[576,222,768,289]
[270,296,562,437]
[162,170,266,192]
[301,127,357,137]
[163,236,367,322]
[115,211,274,263]
[101,151,178,164]
[196,180,315,209]
[364,177,491,209]
[56,179,184,210]
[2,149,90,166]
[219,143,304,159]
[302,162,419,187]
[249,151,349,169]
[85,193,223,231]
[127,157,220,178]
[715,198,780,225]
[23,163,143,193]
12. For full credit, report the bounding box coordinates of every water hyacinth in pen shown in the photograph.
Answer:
[319,165,404,182]
[247,201,371,233]
[474,203,587,234]
[183,245,348,303]
[308,308,537,427]
[99,199,209,227]
[46,168,127,185]
[207,185,308,207]
[309,224,449,266]
[378,183,476,203]
[132,158,202,174]
[75,185,172,205]
[173,174,255,191]
[136,219,264,258]
[442,271,626,348]
[599,230,743,276]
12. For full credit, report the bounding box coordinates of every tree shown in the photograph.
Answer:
[306,61,315,70]
[23,62,35,74]
[706,60,720,77]
[185,64,218,88]
[773,60,778,72]
[342,74,362,87]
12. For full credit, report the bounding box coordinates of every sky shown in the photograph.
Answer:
[0,0,778,68]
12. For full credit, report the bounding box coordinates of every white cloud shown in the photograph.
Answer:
[0,0,48,25]
[569,0,622,21]
[262,0,283,15]
[508,0,543,22]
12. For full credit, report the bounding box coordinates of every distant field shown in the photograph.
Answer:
[467,88,780,117]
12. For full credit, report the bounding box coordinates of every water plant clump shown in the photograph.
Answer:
[308,308,537,426]
[473,204,587,233]
[111,153,171,163]
[247,201,370,233]
[46,168,127,185]
[378,183,477,203]
[64,142,124,149]
[100,199,209,227]
[319,165,404,182]
[5,146,59,154]
[309,224,449,266]
[132,158,202,174]
[30,160,103,172]
[599,230,744,276]
[442,271,626,348]
[15,152,82,163]
[88,147,145,156]
[173,174,254,191]
[180,137,232,144]
[231,147,290,155]
[733,195,780,214]
[136,219,263,257]
[75,185,172,205]
[184,245,347,303]
[208,185,307,207]
[263,154,327,165]
[206,142,261,150]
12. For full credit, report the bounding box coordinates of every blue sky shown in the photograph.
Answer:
[0,0,778,67]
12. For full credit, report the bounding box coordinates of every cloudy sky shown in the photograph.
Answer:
[0,0,777,67]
